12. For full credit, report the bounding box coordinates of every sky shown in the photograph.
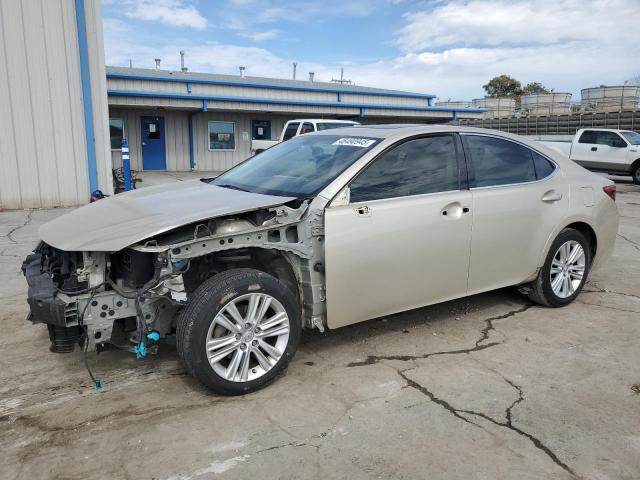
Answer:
[101,0,639,101]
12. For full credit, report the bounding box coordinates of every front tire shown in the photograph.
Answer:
[176,269,301,395]
[526,228,591,307]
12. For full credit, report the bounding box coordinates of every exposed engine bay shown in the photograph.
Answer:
[23,199,327,357]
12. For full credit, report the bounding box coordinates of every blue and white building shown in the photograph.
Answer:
[107,67,486,173]
[0,0,485,209]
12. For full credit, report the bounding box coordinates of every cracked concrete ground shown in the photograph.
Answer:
[1,180,640,480]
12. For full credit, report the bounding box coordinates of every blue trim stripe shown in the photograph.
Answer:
[107,89,487,114]
[106,71,436,100]
[75,0,98,193]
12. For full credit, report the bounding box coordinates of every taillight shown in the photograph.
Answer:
[603,185,616,201]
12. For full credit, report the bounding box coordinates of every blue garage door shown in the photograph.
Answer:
[141,116,166,170]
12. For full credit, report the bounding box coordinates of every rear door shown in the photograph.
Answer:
[570,130,598,167]
[463,134,569,294]
[324,134,473,328]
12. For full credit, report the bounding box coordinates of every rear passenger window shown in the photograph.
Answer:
[300,122,315,134]
[532,152,555,179]
[350,135,459,202]
[466,136,536,187]
[578,130,598,144]
[282,123,299,141]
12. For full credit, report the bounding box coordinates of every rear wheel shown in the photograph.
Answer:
[632,162,640,185]
[176,269,301,395]
[526,228,591,307]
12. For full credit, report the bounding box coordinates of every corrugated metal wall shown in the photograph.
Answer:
[84,0,112,197]
[0,0,111,209]
[193,112,296,171]
[109,108,294,172]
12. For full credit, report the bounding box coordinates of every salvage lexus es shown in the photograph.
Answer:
[23,125,618,395]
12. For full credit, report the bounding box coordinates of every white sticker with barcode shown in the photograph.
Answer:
[332,138,376,148]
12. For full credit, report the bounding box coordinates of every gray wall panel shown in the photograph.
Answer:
[0,0,110,209]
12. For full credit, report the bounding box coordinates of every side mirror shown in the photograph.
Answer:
[614,140,628,148]
[330,186,351,207]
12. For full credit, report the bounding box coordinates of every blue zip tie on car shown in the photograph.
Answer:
[147,331,160,341]
[134,341,147,359]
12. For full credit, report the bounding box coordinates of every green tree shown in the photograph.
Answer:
[522,82,551,95]
[482,75,523,98]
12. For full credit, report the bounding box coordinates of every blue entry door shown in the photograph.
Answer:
[141,116,166,170]
[251,119,271,140]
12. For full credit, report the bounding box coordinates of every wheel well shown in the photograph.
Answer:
[183,248,301,305]
[565,222,597,260]
[631,158,640,172]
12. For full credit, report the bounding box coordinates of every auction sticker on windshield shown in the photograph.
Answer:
[332,138,377,148]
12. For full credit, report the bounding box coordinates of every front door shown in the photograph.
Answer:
[252,120,271,140]
[141,116,166,170]
[324,134,472,328]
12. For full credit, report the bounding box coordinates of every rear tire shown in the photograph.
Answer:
[526,228,591,307]
[176,268,301,395]
[632,162,640,185]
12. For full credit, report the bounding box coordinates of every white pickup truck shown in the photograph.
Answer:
[541,128,640,184]
[251,119,360,154]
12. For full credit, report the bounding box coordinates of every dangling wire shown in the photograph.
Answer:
[77,285,104,390]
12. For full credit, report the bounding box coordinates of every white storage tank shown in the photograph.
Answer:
[581,86,640,112]
[472,97,516,118]
[521,93,572,116]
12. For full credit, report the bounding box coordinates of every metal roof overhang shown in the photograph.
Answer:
[106,71,437,100]
[107,89,487,118]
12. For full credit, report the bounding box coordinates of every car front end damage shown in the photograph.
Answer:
[22,198,328,357]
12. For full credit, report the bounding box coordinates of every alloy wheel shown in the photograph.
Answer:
[550,240,586,298]
[205,293,290,382]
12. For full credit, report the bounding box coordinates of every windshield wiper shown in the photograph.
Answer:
[216,183,250,192]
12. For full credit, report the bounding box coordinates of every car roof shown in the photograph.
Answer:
[292,119,359,124]
[311,123,504,139]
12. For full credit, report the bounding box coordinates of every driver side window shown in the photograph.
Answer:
[350,135,460,203]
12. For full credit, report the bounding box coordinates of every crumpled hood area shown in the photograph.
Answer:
[39,180,295,251]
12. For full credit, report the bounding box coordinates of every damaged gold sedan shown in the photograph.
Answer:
[23,125,618,394]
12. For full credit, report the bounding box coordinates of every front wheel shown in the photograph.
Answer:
[176,269,301,395]
[526,228,591,307]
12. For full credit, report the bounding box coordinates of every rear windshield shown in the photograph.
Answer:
[213,135,380,198]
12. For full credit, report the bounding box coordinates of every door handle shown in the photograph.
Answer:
[590,146,597,151]
[541,190,563,203]
[354,205,371,217]
[440,202,468,218]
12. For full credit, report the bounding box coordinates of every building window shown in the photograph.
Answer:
[208,121,236,151]
[109,118,124,150]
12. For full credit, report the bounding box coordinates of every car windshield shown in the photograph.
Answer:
[213,134,380,198]
[621,131,640,145]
